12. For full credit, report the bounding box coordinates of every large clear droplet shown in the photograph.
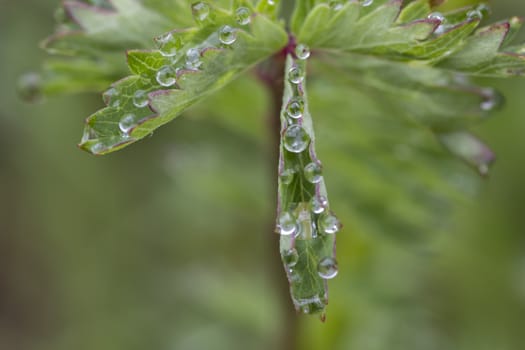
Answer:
[185,48,202,70]
[304,162,323,184]
[318,213,341,234]
[191,1,211,23]
[119,113,136,135]
[282,248,299,267]
[289,66,304,84]
[133,90,148,108]
[279,168,295,185]
[286,97,304,119]
[278,211,297,236]
[295,43,311,60]
[156,66,177,87]
[317,257,338,279]
[235,6,251,25]
[283,125,310,153]
[218,25,237,45]
[310,195,328,214]
[156,32,181,57]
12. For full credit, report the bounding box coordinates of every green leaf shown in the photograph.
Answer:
[277,55,339,317]
[79,9,287,154]
[294,1,525,76]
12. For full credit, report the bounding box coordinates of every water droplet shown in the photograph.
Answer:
[476,3,491,18]
[295,43,311,60]
[329,1,343,11]
[289,66,304,84]
[133,90,149,108]
[156,65,177,87]
[304,162,323,184]
[191,1,211,23]
[318,213,341,234]
[103,87,120,107]
[267,0,276,5]
[282,248,299,267]
[467,9,483,20]
[277,211,297,236]
[360,0,373,7]
[156,32,181,57]
[91,143,104,154]
[185,48,202,70]
[280,168,295,185]
[119,113,136,135]
[427,12,445,22]
[286,97,304,119]
[17,72,42,102]
[317,257,338,279]
[310,195,328,214]
[480,88,502,111]
[283,125,310,153]
[218,25,237,45]
[235,6,251,25]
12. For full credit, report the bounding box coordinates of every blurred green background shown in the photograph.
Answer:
[1,1,525,349]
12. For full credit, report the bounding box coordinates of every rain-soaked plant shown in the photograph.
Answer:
[21,0,525,318]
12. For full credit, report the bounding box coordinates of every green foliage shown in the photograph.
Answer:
[23,0,525,317]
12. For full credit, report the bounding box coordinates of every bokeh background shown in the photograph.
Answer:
[1,1,525,349]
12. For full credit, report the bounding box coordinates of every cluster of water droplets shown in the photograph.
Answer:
[82,2,255,152]
[277,50,341,298]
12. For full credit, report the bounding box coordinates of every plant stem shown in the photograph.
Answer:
[258,47,298,350]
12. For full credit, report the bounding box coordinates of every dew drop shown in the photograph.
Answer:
[317,257,338,279]
[289,66,304,84]
[295,43,311,60]
[17,72,42,102]
[467,9,483,20]
[119,113,136,135]
[277,211,297,236]
[480,88,502,111]
[286,97,304,119]
[304,162,323,184]
[185,48,202,70]
[218,25,237,45]
[282,248,299,267]
[235,6,251,25]
[156,32,181,57]
[133,90,149,108]
[283,125,310,153]
[280,168,295,185]
[329,1,343,11]
[360,0,373,7]
[156,66,177,87]
[267,0,275,5]
[310,195,328,214]
[191,1,211,23]
[91,143,104,154]
[318,213,341,234]
[476,3,491,18]
[427,12,445,22]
